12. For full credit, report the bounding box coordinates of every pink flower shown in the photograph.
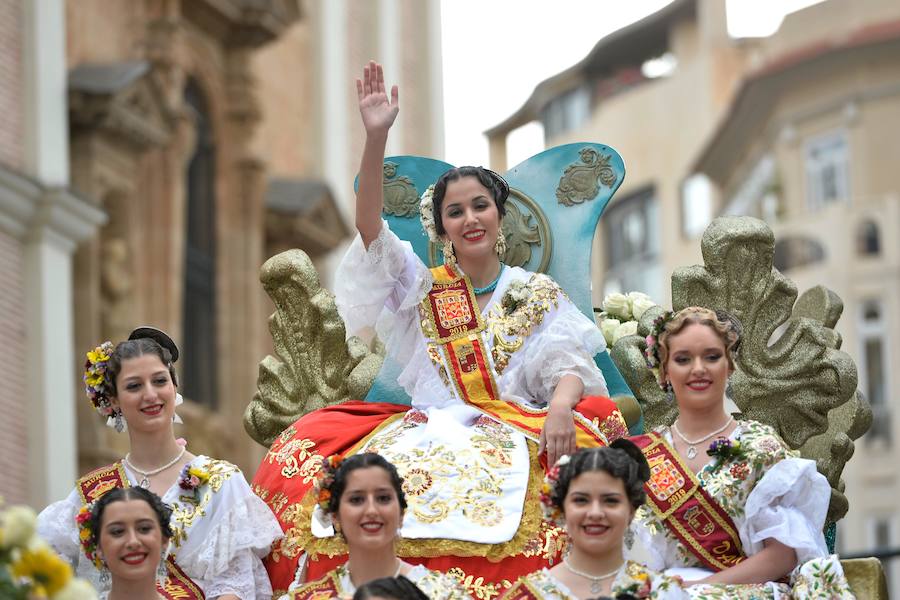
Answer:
[189,475,200,487]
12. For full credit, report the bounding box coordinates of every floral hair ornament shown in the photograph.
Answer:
[539,454,571,527]
[76,502,104,570]
[311,454,344,531]
[643,310,674,371]
[84,341,119,429]
[419,185,439,243]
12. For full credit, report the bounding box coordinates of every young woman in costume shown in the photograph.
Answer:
[287,453,469,600]
[78,486,201,600]
[503,442,687,600]
[253,61,629,593]
[38,327,282,599]
[629,307,855,598]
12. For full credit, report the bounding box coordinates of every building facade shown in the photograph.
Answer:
[487,0,900,589]
[0,0,443,508]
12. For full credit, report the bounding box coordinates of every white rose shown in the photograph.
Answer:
[0,505,37,549]
[613,320,639,344]
[600,318,621,346]
[630,295,657,320]
[602,293,632,320]
[53,578,98,600]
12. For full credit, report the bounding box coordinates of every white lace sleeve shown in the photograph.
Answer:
[36,488,82,568]
[334,220,432,366]
[503,295,608,404]
[176,468,283,600]
[740,457,831,565]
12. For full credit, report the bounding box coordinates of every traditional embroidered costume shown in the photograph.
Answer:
[254,221,628,596]
[502,561,687,599]
[629,420,855,599]
[288,563,471,600]
[37,455,282,599]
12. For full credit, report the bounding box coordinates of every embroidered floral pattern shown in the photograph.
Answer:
[488,274,565,374]
[170,458,237,547]
[403,468,434,497]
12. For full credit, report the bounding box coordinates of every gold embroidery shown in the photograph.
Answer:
[171,459,237,547]
[447,567,511,600]
[287,441,545,560]
[265,436,324,482]
[488,275,564,374]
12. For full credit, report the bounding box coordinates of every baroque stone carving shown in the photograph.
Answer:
[609,216,870,522]
[382,162,420,217]
[243,249,383,447]
[500,200,540,267]
[556,147,618,206]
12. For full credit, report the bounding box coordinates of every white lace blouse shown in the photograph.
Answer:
[334,220,609,411]
[36,455,283,600]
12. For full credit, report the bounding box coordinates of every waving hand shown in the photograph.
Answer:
[357,60,399,136]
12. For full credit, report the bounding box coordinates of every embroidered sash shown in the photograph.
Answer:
[631,433,747,571]
[422,265,620,449]
[289,570,343,600]
[76,463,205,599]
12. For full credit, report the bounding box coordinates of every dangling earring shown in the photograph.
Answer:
[726,376,734,399]
[157,544,169,586]
[665,382,674,403]
[114,410,125,433]
[494,228,507,258]
[442,238,456,264]
[98,562,111,587]
[624,525,635,550]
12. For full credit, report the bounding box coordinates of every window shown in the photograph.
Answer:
[541,85,591,139]
[681,174,713,239]
[869,517,896,594]
[772,237,825,272]
[805,131,849,210]
[602,188,663,301]
[182,79,218,408]
[859,300,890,445]
[857,220,881,256]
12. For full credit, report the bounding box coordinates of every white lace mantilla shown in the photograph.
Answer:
[36,455,283,600]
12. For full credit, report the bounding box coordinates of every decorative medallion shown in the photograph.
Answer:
[382,161,420,217]
[556,147,618,206]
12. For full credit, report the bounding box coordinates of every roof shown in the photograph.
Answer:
[485,0,696,136]
[693,18,900,182]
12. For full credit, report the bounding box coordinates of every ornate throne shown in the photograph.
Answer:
[244,146,887,598]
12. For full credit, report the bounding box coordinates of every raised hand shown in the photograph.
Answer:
[356,60,399,136]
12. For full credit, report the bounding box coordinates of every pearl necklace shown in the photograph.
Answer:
[472,264,505,295]
[672,416,734,460]
[124,446,186,488]
[562,556,623,594]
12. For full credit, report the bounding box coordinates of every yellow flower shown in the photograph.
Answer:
[86,348,108,364]
[52,577,98,600]
[85,371,103,387]
[10,541,73,597]
[187,466,209,482]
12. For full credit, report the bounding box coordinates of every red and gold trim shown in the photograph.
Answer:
[288,570,342,600]
[76,463,205,599]
[423,265,623,453]
[632,432,746,572]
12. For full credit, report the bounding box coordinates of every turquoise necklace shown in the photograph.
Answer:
[473,264,505,295]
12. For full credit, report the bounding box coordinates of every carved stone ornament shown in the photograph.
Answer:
[500,189,551,271]
[556,147,618,206]
[381,162,420,217]
[609,216,870,523]
[243,250,383,447]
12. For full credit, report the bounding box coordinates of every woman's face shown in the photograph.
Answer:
[98,498,166,581]
[664,322,731,413]
[335,466,403,553]
[440,176,501,264]
[563,470,633,558]
[111,354,176,433]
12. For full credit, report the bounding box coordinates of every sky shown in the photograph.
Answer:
[439,0,826,168]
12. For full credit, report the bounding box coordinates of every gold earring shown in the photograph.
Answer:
[442,238,456,264]
[494,228,507,258]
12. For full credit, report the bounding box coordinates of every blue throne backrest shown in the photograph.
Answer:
[357,145,636,425]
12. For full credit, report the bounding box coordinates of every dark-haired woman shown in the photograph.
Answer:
[353,576,430,600]
[38,327,282,599]
[255,61,628,591]
[629,307,854,598]
[287,453,469,600]
[503,443,687,600]
[79,486,202,600]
